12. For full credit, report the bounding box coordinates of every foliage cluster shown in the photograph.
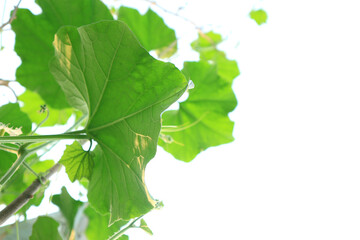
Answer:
[0,0,265,238]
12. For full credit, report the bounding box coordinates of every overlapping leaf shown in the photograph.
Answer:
[191,31,240,82]
[0,103,32,179]
[159,61,237,162]
[0,103,32,135]
[50,21,187,223]
[11,0,113,108]
[18,90,73,127]
[30,216,62,240]
[52,187,83,233]
[85,206,129,240]
[118,6,177,55]
[59,141,94,182]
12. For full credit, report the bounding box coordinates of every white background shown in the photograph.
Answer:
[1,0,360,239]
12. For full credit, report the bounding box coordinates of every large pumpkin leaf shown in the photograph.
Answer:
[118,6,177,53]
[11,0,113,109]
[50,21,188,223]
[159,61,237,162]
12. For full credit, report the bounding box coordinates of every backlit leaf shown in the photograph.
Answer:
[11,0,113,108]
[59,141,94,182]
[50,21,187,223]
[18,90,73,127]
[249,9,268,25]
[139,219,153,235]
[191,31,239,82]
[30,216,62,240]
[52,187,83,231]
[118,6,177,54]
[85,206,128,240]
[0,103,32,135]
[159,61,237,162]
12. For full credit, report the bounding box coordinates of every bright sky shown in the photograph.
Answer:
[1,0,360,239]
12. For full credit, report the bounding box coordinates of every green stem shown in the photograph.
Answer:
[0,151,28,190]
[108,216,143,240]
[0,144,18,154]
[0,133,89,143]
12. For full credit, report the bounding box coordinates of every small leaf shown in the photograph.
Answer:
[51,187,83,231]
[249,9,268,25]
[50,20,187,223]
[159,61,237,162]
[59,141,94,182]
[85,206,128,240]
[18,90,73,127]
[11,0,113,108]
[139,219,153,235]
[118,6,177,53]
[30,216,62,240]
[191,32,240,83]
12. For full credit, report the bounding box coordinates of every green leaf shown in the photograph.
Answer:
[0,103,32,135]
[118,6,177,53]
[191,31,240,83]
[159,61,237,162]
[139,219,153,235]
[30,216,62,240]
[85,206,128,240]
[51,187,83,231]
[11,0,113,108]
[59,141,94,182]
[18,90,73,127]
[50,21,187,222]
[249,9,268,25]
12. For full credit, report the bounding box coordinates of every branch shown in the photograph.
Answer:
[141,0,203,32]
[0,79,17,101]
[0,163,61,226]
[0,0,22,31]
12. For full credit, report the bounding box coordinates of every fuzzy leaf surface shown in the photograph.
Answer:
[59,141,94,182]
[50,20,187,223]
[160,61,237,161]
[118,6,176,52]
[11,0,113,108]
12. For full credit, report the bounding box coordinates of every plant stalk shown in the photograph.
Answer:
[0,163,61,226]
[108,216,143,240]
[0,134,89,143]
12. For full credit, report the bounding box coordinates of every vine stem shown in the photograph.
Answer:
[0,163,61,226]
[108,215,143,240]
[0,133,89,143]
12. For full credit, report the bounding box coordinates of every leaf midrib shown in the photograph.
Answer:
[87,85,186,132]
